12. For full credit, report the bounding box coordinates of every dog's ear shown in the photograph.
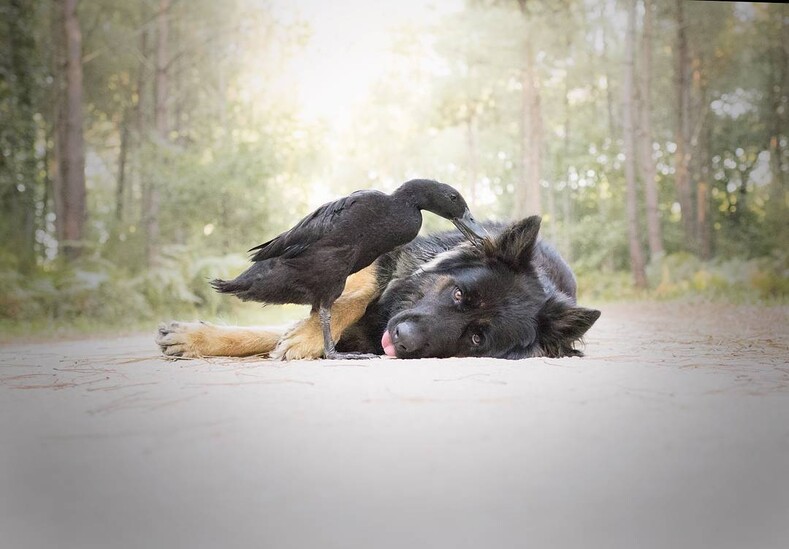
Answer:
[491,216,541,270]
[536,296,601,357]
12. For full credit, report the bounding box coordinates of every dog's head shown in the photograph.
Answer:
[380,216,601,359]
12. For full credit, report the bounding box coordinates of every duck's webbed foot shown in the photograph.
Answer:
[324,351,380,360]
[319,305,380,360]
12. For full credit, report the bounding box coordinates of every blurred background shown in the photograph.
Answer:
[0,0,786,340]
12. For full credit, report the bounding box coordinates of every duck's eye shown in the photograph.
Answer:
[471,333,482,346]
[452,287,463,303]
[450,194,459,202]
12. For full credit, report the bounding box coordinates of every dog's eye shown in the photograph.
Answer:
[452,287,463,303]
[471,333,482,346]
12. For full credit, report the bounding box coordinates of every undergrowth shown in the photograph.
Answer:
[1,249,786,342]
[0,246,308,343]
[576,251,789,304]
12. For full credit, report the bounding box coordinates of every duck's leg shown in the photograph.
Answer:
[319,305,379,360]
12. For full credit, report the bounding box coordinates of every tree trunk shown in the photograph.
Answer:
[55,0,87,261]
[133,25,150,229]
[674,0,695,251]
[2,0,39,271]
[693,57,712,260]
[144,0,170,266]
[515,2,542,218]
[547,172,557,243]
[696,181,711,260]
[637,0,663,259]
[155,0,170,141]
[561,35,572,261]
[115,106,130,223]
[600,1,616,139]
[767,4,788,235]
[623,0,648,289]
[528,58,543,215]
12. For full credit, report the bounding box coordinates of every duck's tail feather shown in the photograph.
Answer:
[210,260,276,302]
[210,277,250,296]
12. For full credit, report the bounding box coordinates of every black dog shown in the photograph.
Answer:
[334,216,601,359]
[156,215,599,360]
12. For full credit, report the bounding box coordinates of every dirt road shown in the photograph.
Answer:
[1,302,788,548]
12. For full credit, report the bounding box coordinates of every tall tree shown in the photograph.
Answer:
[0,0,40,271]
[133,24,151,232]
[115,104,130,223]
[561,31,572,260]
[515,0,542,217]
[695,135,712,258]
[54,0,86,261]
[636,0,663,259]
[766,3,788,245]
[623,0,648,289]
[143,0,170,266]
[674,0,695,251]
[692,51,712,260]
[599,1,617,140]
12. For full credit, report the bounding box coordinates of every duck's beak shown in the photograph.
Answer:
[452,210,489,248]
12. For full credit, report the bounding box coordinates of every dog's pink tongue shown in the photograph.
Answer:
[381,329,397,357]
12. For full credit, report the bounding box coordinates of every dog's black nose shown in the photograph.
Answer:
[392,321,425,355]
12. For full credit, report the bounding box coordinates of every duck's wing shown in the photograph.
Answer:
[248,190,375,262]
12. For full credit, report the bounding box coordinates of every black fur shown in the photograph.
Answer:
[336,216,601,359]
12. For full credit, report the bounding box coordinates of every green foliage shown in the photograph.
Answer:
[577,252,788,303]
[646,251,789,302]
[576,270,641,302]
[0,248,262,326]
[0,256,149,323]
[569,215,631,273]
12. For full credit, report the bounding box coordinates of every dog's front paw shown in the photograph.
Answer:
[271,320,324,361]
[156,320,208,358]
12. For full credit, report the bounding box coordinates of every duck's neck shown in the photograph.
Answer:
[392,179,434,210]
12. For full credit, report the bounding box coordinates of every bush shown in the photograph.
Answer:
[0,247,254,325]
[577,251,789,302]
[660,252,786,301]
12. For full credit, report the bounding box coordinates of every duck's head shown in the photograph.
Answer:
[398,179,489,248]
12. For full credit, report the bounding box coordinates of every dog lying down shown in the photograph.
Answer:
[156,216,601,360]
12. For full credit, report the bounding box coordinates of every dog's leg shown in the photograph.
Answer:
[272,264,381,360]
[156,321,282,358]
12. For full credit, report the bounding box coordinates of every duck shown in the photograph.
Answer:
[211,178,488,359]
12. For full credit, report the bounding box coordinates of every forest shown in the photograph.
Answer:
[0,0,786,338]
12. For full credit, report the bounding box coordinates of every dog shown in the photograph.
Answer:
[156,216,600,360]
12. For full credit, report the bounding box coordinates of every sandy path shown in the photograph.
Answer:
[1,303,788,548]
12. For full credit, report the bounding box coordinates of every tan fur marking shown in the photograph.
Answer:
[273,264,381,360]
[179,323,282,357]
[159,265,381,360]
